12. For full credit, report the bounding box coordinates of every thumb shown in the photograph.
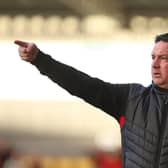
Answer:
[14,40,29,48]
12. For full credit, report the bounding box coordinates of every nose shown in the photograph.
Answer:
[152,57,160,68]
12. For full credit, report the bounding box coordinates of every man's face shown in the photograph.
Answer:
[151,41,168,89]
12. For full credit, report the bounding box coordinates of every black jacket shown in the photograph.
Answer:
[32,51,168,168]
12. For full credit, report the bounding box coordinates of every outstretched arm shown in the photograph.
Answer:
[14,40,130,121]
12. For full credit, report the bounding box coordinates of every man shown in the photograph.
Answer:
[14,33,168,168]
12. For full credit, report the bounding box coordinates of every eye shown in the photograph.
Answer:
[160,55,168,60]
[151,55,155,60]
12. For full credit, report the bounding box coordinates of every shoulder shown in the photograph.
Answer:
[128,83,152,98]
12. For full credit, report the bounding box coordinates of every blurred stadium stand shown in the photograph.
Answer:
[0,0,168,24]
[0,0,168,39]
[0,0,168,17]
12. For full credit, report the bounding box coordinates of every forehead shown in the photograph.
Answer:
[152,41,168,55]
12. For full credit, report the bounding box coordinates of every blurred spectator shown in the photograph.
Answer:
[0,140,22,168]
[24,156,42,168]
[3,152,23,168]
[31,157,42,168]
[0,141,12,168]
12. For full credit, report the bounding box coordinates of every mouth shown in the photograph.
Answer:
[153,73,161,78]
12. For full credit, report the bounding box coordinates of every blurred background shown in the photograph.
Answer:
[0,0,168,168]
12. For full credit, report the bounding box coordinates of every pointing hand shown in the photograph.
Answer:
[14,40,39,62]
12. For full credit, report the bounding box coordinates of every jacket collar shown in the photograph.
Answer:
[152,82,168,95]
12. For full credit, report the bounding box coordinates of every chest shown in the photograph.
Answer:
[125,93,168,137]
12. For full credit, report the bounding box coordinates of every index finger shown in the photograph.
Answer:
[14,40,29,47]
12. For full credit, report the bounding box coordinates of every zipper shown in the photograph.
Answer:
[155,99,168,168]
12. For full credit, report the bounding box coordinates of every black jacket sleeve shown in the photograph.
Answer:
[32,51,130,121]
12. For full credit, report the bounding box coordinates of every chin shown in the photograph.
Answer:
[153,80,162,86]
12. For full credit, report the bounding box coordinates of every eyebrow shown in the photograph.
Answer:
[151,53,168,57]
